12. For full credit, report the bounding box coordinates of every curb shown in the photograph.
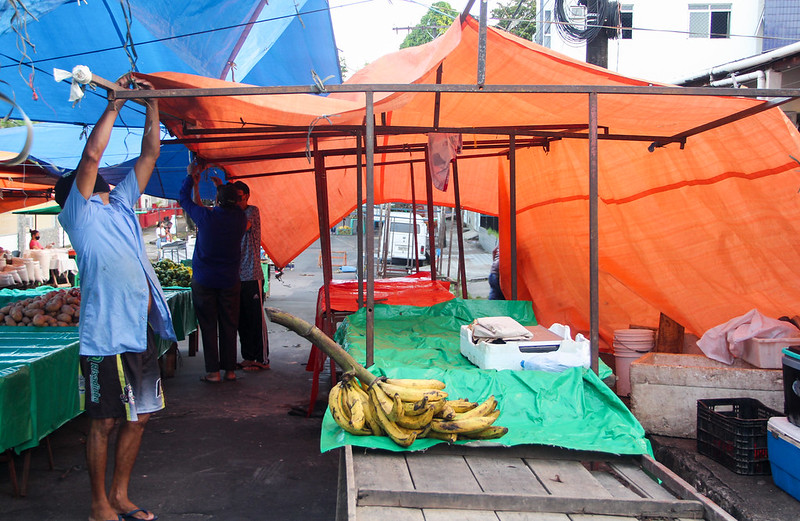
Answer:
[650,437,759,521]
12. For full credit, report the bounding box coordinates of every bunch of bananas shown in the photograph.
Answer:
[328,373,507,448]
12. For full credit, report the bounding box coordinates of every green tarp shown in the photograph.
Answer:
[0,331,80,454]
[320,299,651,456]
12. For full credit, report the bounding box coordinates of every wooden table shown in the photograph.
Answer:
[306,274,454,415]
[337,444,735,521]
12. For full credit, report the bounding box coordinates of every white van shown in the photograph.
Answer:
[378,213,429,266]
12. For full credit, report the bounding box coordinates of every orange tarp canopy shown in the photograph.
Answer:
[0,152,57,213]
[143,17,800,342]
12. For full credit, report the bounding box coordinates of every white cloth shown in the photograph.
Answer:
[697,309,800,364]
[53,65,92,102]
[471,316,533,341]
[427,133,462,191]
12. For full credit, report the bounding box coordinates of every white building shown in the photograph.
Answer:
[535,1,791,84]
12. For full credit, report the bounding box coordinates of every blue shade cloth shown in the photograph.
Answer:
[320,299,651,456]
[0,0,341,127]
[0,124,225,200]
[0,0,341,201]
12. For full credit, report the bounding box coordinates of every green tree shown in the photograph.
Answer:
[492,0,537,41]
[400,1,459,49]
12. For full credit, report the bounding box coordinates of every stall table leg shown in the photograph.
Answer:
[188,331,198,356]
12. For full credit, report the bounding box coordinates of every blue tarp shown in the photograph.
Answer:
[0,123,223,200]
[0,0,340,201]
[0,0,341,127]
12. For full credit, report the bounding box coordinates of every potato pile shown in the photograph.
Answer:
[0,288,81,327]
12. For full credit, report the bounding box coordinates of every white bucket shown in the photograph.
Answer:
[613,329,655,396]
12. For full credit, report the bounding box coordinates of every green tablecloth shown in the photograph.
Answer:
[322,299,650,456]
[0,287,197,358]
[0,330,81,454]
[160,288,198,356]
[0,288,196,453]
[0,285,60,308]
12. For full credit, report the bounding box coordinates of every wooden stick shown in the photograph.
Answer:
[265,307,376,385]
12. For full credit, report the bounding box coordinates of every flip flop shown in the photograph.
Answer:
[199,375,221,384]
[121,509,158,521]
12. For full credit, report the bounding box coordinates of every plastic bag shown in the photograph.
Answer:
[521,323,591,372]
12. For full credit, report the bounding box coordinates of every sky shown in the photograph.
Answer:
[328,0,502,78]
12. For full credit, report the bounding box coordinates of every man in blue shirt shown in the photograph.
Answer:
[56,75,172,521]
[179,166,247,383]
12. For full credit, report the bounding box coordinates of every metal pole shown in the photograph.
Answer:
[313,139,335,347]
[410,163,420,273]
[477,0,488,87]
[509,133,517,300]
[589,92,600,375]
[452,159,468,299]
[365,92,375,367]
[356,132,364,307]
[424,147,438,280]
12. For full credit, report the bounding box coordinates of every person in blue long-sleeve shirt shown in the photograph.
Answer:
[179,166,247,383]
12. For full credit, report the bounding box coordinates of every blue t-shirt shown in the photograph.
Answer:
[58,170,176,356]
[178,176,247,288]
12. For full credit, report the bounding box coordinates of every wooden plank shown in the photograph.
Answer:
[638,455,737,521]
[497,512,569,521]
[353,451,414,491]
[609,461,675,500]
[357,506,424,521]
[335,447,357,521]
[525,459,612,498]
[591,471,641,500]
[656,313,685,353]
[569,514,640,521]
[422,509,500,520]
[405,452,482,493]
[356,490,704,518]
[465,453,548,495]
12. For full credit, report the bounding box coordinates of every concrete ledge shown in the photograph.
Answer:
[631,353,783,438]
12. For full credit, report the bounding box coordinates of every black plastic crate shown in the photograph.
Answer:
[696,397,780,475]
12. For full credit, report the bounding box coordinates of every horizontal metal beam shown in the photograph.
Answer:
[208,137,549,165]
[180,123,592,136]
[114,83,800,99]
[650,96,794,150]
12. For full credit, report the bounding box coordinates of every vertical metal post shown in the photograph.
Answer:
[410,163,420,272]
[477,0,488,86]
[452,159,468,299]
[509,133,517,300]
[424,147,438,281]
[356,132,364,307]
[589,92,600,375]
[433,64,443,130]
[365,92,375,367]
[313,139,334,342]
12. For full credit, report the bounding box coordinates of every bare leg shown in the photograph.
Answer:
[87,417,120,521]
[108,414,155,520]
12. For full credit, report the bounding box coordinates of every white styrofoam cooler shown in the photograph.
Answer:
[460,324,566,371]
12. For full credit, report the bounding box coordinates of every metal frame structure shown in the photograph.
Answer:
[96,4,800,376]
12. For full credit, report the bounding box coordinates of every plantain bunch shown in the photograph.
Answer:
[328,373,508,448]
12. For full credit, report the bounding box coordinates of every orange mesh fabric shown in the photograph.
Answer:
[143,17,800,340]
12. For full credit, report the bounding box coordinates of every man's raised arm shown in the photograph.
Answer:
[132,79,160,193]
[74,75,131,200]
